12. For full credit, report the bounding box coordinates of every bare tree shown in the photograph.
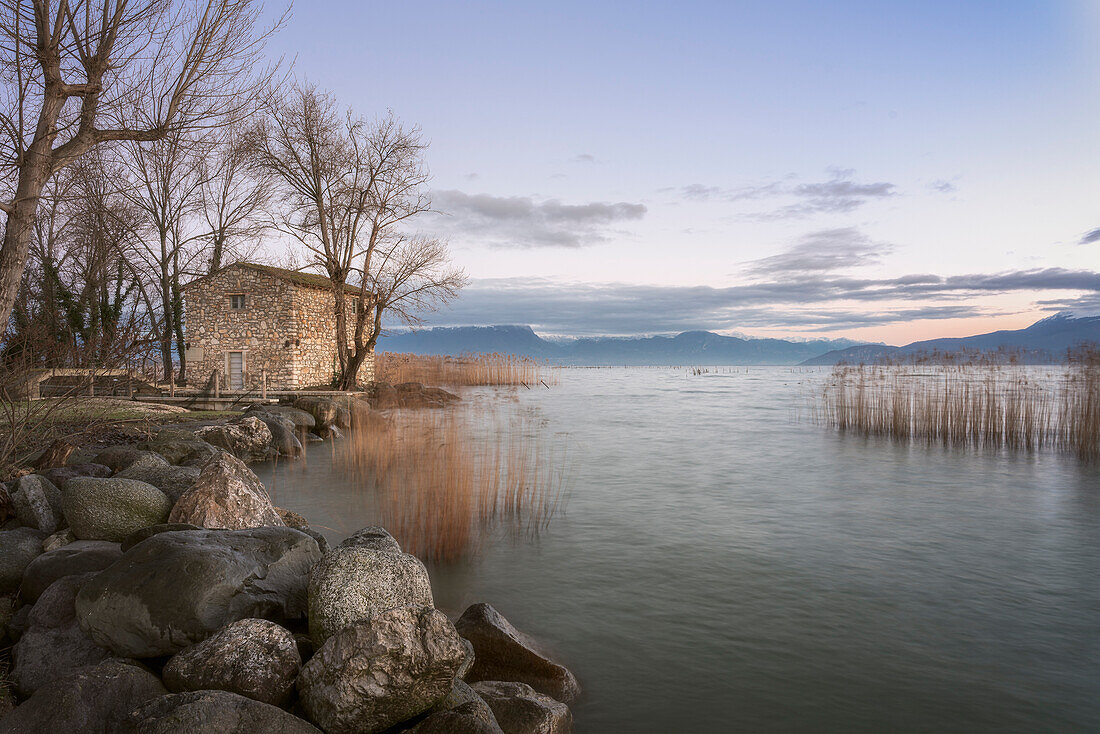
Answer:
[199,121,272,272]
[0,0,282,338]
[121,127,207,383]
[249,82,465,389]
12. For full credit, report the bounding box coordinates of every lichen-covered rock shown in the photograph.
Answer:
[297,606,468,734]
[10,474,63,533]
[0,659,167,734]
[409,701,505,734]
[19,540,122,603]
[140,430,220,466]
[424,680,499,727]
[62,477,172,542]
[69,462,112,478]
[42,528,76,552]
[455,604,580,704]
[338,525,402,553]
[249,404,315,428]
[195,416,275,463]
[169,451,285,529]
[93,445,163,473]
[471,681,573,734]
[254,413,303,458]
[293,396,340,430]
[75,527,321,658]
[37,466,82,490]
[307,545,433,645]
[162,618,301,705]
[117,462,200,503]
[123,690,322,734]
[120,522,202,552]
[10,573,111,696]
[0,527,47,593]
[276,507,310,530]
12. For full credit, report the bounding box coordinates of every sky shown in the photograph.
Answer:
[263,0,1100,344]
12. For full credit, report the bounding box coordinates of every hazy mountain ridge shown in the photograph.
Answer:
[800,311,1100,365]
[376,325,872,365]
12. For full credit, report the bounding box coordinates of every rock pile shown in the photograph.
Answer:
[0,422,578,733]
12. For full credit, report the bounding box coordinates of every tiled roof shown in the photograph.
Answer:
[184,262,363,294]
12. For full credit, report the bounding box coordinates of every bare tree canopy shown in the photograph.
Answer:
[0,0,284,342]
[249,80,465,389]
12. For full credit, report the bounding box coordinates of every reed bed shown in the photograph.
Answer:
[814,359,1100,460]
[339,406,569,562]
[374,352,557,388]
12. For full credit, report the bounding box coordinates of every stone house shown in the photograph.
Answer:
[182,262,374,390]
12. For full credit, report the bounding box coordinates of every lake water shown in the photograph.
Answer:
[254,367,1100,733]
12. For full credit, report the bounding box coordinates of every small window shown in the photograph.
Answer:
[229,294,246,310]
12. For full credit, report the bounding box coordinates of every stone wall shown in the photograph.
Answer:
[184,264,376,390]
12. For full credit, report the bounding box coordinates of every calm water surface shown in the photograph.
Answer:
[255,367,1100,733]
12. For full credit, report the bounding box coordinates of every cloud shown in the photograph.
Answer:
[929,179,956,193]
[748,228,891,275]
[414,267,1100,336]
[670,168,896,218]
[431,190,646,248]
[1080,228,1100,245]
[573,153,597,163]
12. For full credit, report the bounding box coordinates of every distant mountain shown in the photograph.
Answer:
[376,325,871,365]
[800,311,1100,366]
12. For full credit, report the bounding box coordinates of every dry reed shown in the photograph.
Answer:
[339,406,568,562]
[374,352,557,388]
[814,357,1100,460]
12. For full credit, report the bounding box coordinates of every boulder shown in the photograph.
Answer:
[195,417,275,463]
[299,526,330,553]
[120,522,202,552]
[338,525,402,553]
[123,690,322,734]
[10,474,63,533]
[254,413,303,457]
[276,507,310,530]
[93,445,163,473]
[0,527,47,593]
[75,527,321,658]
[69,462,112,478]
[0,659,167,734]
[120,451,171,473]
[364,382,399,410]
[62,477,172,542]
[6,603,29,643]
[426,680,499,724]
[169,451,285,529]
[307,545,434,645]
[140,433,220,466]
[293,396,339,430]
[471,681,573,734]
[455,604,580,704]
[11,573,111,696]
[296,605,468,734]
[335,407,352,430]
[349,399,390,432]
[19,540,123,603]
[409,702,505,734]
[249,404,315,428]
[42,528,76,552]
[38,466,82,490]
[162,618,301,706]
[116,463,200,503]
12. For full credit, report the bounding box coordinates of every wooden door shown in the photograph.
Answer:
[228,351,244,390]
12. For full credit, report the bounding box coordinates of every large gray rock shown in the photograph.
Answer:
[195,416,274,463]
[120,522,202,552]
[418,680,501,731]
[162,618,301,705]
[293,396,340,430]
[254,413,303,458]
[471,681,573,734]
[123,690,322,734]
[19,540,123,603]
[307,545,433,645]
[10,474,63,532]
[249,404,315,428]
[455,604,580,704]
[409,702,505,734]
[11,573,111,696]
[297,605,468,734]
[117,462,200,503]
[75,527,321,658]
[0,527,47,593]
[42,528,76,552]
[62,477,172,542]
[169,451,285,529]
[0,659,167,734]
[93,446,163,473]
[140,430,220,466]
[338,525,402,553]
